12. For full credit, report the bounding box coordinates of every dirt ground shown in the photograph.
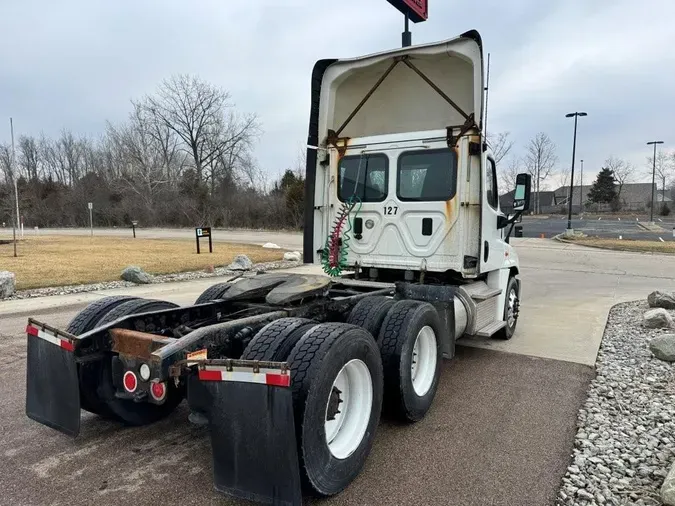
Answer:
[0,235,285,289]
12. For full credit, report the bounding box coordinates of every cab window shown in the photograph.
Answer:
[486,158,498,209]
[397,148,457,201]
[338,153,388,202]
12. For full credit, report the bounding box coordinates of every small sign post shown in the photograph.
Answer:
[88,202,93,237]
[131,220,138,238]
[195,227,213,254]
[386,0,428,47]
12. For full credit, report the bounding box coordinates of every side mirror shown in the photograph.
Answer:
[512,173,531,212]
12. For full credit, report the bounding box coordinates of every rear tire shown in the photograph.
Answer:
[378,300,443,422]
[66,296,140,416]
[241,318,317,361]
[97,299,185,426]
[494,276,520,340]
[346,296,395,338]
[194,282,233,305]
[287,323,383,496]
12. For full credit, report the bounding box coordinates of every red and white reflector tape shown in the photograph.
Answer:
[198,365,290,388]
[26,324,74,352]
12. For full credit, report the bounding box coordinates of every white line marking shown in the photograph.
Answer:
[659,218,663,222]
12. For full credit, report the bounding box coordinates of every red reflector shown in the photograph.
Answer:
[26,325,39,336]
[123,371,137,393]
[150,382,166,401]
[266,373,290,387]
[198,369,222,382]
[60,340,74,352]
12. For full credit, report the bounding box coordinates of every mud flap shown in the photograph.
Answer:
[25,322,81,437]
[195,364,302,506]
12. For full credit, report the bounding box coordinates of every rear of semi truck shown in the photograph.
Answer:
[24,30,531,506]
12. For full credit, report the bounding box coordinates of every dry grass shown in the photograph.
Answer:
[566,236,675,254]
[0,236,285,290]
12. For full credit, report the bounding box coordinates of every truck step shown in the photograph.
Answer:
[475,320,507,337]
[470,288,502,301]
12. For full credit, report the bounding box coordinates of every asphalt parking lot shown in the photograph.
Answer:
[519,215,675,241]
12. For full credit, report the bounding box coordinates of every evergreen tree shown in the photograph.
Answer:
[588,167,617,204]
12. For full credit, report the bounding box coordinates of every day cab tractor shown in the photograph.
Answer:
[24,30,531,506]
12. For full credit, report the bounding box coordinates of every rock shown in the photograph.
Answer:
[262,242,280,249]
[204,264,215,273]
[120,266,152,284]
[227,254,253,271]
[649,291,675,310]
[663,469,675,506]
[577,488,594,500]
[643,308,674,329]
[650,334,675,361]
[0,271,16,298]
[283,251,301,262]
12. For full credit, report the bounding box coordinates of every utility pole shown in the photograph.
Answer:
[647,140,664,224]
[579,159,584,211]
[10,118,19,257]
[565,112,588,234]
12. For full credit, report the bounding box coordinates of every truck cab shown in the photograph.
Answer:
[304,30,529,340]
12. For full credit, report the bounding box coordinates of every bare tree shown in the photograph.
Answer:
[18,135,41,180]
[646,150,673,204]
[525,132,558,213]
[499,156,520,194]
[0,143,13,183]
[486,131,513,165]
[604,155,634,201]
[140,74,260,184]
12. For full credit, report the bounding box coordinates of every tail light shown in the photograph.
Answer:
[123,371,138,393]
[150,381,167,401]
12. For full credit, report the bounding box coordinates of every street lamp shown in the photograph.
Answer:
[565,112,588,234]
[647,140,664,224]
[579,159,584,212]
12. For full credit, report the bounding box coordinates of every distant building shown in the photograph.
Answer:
[500,182,670,214]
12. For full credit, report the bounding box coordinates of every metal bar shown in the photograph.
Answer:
[153,311,288,363]
[334,58,401,136]
[401,58,471,121]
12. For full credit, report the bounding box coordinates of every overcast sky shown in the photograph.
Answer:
[1,0,673,189]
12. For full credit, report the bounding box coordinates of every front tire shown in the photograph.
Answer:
[494,276,520,340]
[378,300,443,422]
[288,323,383,496]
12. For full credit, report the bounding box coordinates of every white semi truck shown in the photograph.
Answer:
[24,29,531,505]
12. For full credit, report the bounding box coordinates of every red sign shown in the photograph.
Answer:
[386,0,428,23]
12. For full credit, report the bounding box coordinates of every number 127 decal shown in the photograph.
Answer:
[384,206,398,215]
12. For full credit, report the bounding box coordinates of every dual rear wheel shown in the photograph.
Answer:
[237,297,443,497]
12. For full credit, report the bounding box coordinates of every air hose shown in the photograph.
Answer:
[321,196,361,277]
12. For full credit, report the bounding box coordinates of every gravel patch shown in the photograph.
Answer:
[557,300,675,506]
[4,260,299,300]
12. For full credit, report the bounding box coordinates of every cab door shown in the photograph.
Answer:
[480,156,507,273]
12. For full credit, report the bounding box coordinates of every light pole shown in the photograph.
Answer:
[579,159,584,211]
[10,117,19,257]
[647,140,664,224]
[565,112,587,233]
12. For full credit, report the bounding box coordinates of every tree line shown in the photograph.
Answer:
[491,131,675,213]
[0,74,305,230]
